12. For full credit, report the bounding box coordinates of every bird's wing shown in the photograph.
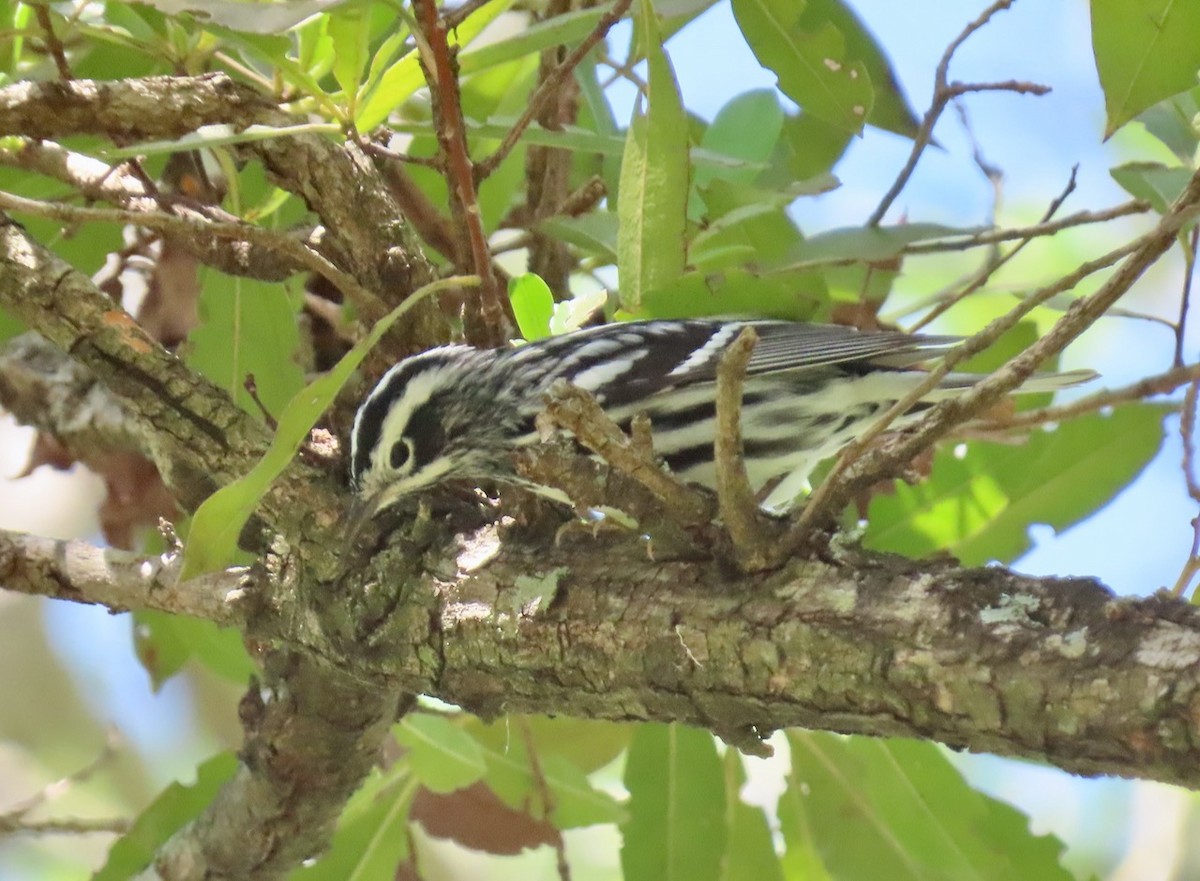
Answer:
[663,320,959,386]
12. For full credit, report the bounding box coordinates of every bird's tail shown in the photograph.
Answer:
[940,368,1098,393]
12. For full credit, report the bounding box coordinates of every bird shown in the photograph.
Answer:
[347,319,1092,528]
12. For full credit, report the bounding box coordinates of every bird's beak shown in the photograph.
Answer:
[342,492,380,556]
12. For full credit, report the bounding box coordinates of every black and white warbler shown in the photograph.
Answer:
[349,319,1091,523]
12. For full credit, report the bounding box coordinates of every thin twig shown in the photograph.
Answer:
[33,5,72,80]
[790,239,1139,541]
[985,361,1200,430]
[0,815,131,836]
[788,199,1149,278]
[475,0,633,180]
[1176,225,1199,367]
[909,167,1086,331]
[0,188,384,320]
[516,720,572,881]
[412,0,507,347]
[792,167,1200,544]
[443,0,498,31]
[541,380,713,527]
[713,327,776,570]
[867,0,1023,226]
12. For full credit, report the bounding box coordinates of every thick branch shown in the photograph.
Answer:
[7,522,1200,788]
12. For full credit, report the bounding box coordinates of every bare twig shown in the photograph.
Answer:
[0,731,130,836]
[793,167,1200,543]
[1176,225,1199,367]
[475,0,633,180]
[412,0,507,347]
[541,380,713,527]
[33,5,72,80]
[444,0,498,31]
[985,361,1200,430]
[868,0,1027,226]
[713,327,777,570]
[0,188,383,319]
[516,720,572,881]
[908,167,1088,331]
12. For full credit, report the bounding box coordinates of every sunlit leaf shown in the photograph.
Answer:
[474,723,625,828]
[396,714,487,795]
[621,724,726,881]
[182,276,304,421]
[538,212,620,263]
[865,404,1168,565]
[692,90,785,219]
[133,0,347,35]
[1091,0,1200,137]
[617,0,689,310]
[466,715,632,774]
[788,222,981,265]
[802,0,919,137]
[509,274,556,340]
[637,266,826,320]
[356,0,513,130]
[133,609,255,690]
[328,1,370,108]
[720,751,784,881]
[1111,161,1194,214]
[94,753,239,881]
[784,733,1073,880]
[731,0,873,134]
[293,766,417,881]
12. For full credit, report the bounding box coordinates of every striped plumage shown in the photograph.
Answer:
[349,319,1091,517]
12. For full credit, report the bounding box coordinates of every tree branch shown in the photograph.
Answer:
[0,528,247,624]
[7,521,1200,789]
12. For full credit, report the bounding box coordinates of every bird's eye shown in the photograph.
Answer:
[390,440,411,471]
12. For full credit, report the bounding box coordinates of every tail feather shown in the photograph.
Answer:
[940,368,1098,393]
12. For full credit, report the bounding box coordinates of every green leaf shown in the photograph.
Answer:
[621,724,727,881]
[1135,85,1200,162]
[865,404,1168,565]
[617,0,690,310]
[636,266,826,321]
[466,715,632,774]
[509,273,556,340]
[538,212,620,263]
[802,0,919,137]
[1111,161,1194,214]
[474,723,625,828]
[356,0,513,130]
[328,1,371,108]
[133,609,255,689]
[396,714,487,795]
[720,751,784,881]
[788,222,981,266]
[775,112,855,180]
[692,91,785,219]
[784,733,1073,881]
[181,275,478,579]
[94,753,239,881]
[292,767,417,881]
[731,0,873,134]
[1091,0,1200,137]
[182,276,305,421]
[457,6,609,77]
[0,305,24,343]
